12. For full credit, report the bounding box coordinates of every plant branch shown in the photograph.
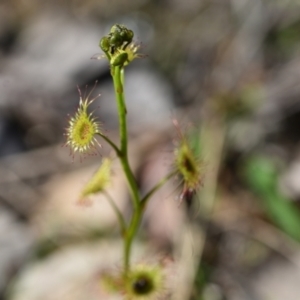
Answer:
[97,133,121,156]
[104,191,127,235]
[141,171,177,209]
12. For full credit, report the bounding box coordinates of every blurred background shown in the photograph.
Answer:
[1,0,300,299]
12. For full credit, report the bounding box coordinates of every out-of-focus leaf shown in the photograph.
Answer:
[243,155,300,242]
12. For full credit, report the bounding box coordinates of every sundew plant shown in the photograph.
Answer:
[65,24,202,299]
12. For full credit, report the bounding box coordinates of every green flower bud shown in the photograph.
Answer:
[97,24,142,67]
[109,25,125,48]
[111,52,128,67]
[99,36,110,53]
[120,28,134,49]
[109,24,134,50]
[110,24,122,34]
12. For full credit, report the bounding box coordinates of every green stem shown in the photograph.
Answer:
[111,65,141,274]
[123,172,178,267]
[104,191,127,235]
[120,67,125,87]
[112,66,127,154]
[97,133,121,156]
[112,65,139,207]
[141,171,177,209]
[124,207,142,274]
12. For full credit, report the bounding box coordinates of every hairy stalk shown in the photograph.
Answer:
[174,118,226,300]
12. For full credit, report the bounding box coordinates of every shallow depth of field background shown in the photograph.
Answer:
[1,0,300,299]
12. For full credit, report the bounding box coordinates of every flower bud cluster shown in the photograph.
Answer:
[99,24,142,67]
[100,24,134,54]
